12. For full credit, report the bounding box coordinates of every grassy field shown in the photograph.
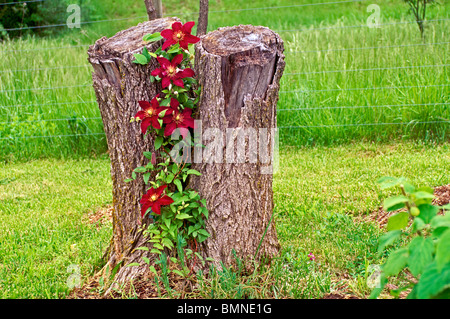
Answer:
[0,141,449,298]
[0,0,449,160]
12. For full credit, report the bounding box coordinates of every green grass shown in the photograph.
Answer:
[1,0,449,160]
[1,141,448,298]
[0,155,113,298]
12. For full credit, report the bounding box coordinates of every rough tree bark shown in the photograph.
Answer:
[197,0,209,37]
[87,17,179,285]
[190,25,285,268]
[144,0,163,20]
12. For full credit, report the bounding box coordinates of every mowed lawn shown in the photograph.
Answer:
[0,141,448,298]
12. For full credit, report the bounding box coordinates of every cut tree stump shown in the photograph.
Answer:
[87,17,179,285]
[190,25,285,268]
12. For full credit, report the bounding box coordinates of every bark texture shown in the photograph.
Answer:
[87,17,179,284]
[190,25,285,268]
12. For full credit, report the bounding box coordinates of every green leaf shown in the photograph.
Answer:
[167,42,181,53]
[126,262,140,267]
[408,237,434,277]
[162,238,174,249]
[387,212,410,231]
[164,217,171,229]
[132,53,149,65]
[155,136,164,150]
[417,204,439,224]
[431,213,450,230]
[151,248,162,254]
[412,191,435,205]
[197,229,210,237]
[176,213,192,220]
[174,179,183,193]
[436,229,450,272]
[134,166,147,173]
[142,256,150,265]
[143,32,163,43]
[171,269,185,278]
[383,248,409,277]
[149,265,157,275]
[187,169,202,176]
[135,246,149,251]
[412,217,426,233]
[143,172,151,184]
[402,182,416,194]
[417,186,434,195]
[124,178,134,183]
[377,230,402,255]
[416,262,450,299]
[143,151,153,159]
[383,195,409,212]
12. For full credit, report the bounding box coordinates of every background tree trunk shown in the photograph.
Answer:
[87,17,179,285]
[197,0,209,37]
[144,0,163,20]
[190,25,286,268]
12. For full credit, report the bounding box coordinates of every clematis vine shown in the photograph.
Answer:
[163,98,195,138]
[161,21,200,51]
[151,53,195,89]
[135,95,165,133]
[140,185,174,217]
[129,20,210,255]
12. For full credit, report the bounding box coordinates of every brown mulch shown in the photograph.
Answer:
[433,184,450,207]
[366,184,450,228]
[86,205,113,230]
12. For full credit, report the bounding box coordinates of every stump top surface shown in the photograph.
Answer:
[202,25,278,56]
[89,17,179,57]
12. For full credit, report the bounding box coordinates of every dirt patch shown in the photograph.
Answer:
[433,184,450,207]
[86,205,113,230]
[366,184,450,228]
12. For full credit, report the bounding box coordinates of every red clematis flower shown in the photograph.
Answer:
[161,21,200,51]
[163,98,195,138]
[140,185,174,217]
[151,54,195,89]
[135,96,165,133]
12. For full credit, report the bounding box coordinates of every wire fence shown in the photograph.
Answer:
[0,0,449,143]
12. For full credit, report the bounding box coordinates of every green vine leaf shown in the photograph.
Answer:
[174,179,183,193]
[436,229,450,272]
[143,32,163,43]
[408,237,434,277]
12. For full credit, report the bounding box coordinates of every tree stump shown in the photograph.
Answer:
[87,17,179,284]
[190,25,285,268]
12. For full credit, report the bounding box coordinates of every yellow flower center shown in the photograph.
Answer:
[167,66,176,76]
[151,194,158,201]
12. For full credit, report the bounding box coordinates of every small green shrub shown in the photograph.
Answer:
[371,177,450,299]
